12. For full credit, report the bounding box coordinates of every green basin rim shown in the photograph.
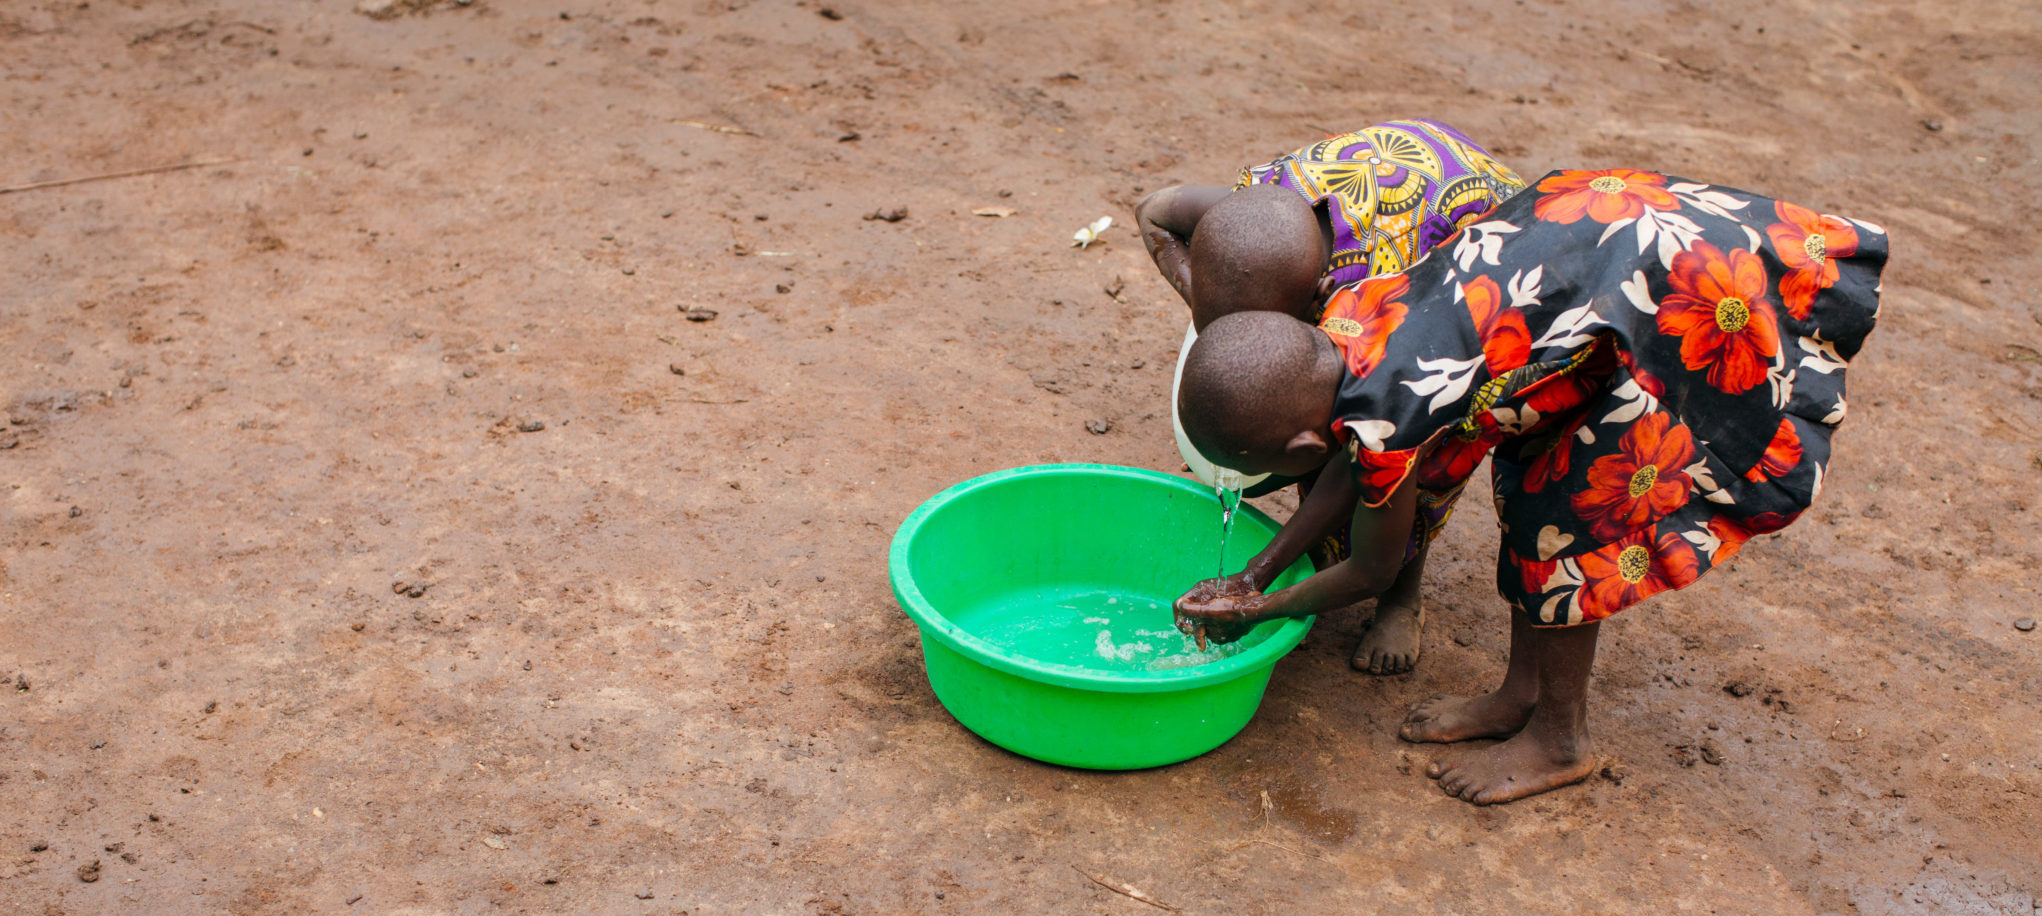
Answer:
[888,463,1314,694]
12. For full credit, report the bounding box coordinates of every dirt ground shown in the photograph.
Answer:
[4,0,2040,912]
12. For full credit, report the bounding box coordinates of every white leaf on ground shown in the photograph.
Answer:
[1071,215,1112,248]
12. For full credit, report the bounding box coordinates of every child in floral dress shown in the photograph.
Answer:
[1136,119,1524,674]
[1171,168,1886,804]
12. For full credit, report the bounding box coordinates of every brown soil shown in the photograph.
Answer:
[4,0,2040,913]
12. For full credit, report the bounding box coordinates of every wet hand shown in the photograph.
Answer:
[1176,573,1258,607]
[1174,578,1269,648]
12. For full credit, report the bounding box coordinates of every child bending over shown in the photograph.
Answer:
[1137,119,1524,675]
[1173,169,1886,803]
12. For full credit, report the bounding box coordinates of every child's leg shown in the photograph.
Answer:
[1352,543,1427,675]
[1292,477,1428,676]
[1424,619,1600,805]
[1399,609,1537,742]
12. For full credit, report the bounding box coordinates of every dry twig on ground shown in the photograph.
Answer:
[1072,866,1177,911]
[671,119,758,136]
[0,158,240,195]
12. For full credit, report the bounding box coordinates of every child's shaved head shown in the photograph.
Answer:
[1178,311,1342,477]
[1188,185,1327,330]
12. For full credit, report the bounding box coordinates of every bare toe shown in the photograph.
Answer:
[1352,603,1423,677]
[1405,695,1450,722]
[1398,692,1535,744]
[1425,728,1596,806]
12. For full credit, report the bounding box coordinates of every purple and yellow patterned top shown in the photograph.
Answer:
[1237,119,1526,292]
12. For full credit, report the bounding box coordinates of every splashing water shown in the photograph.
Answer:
[965,589,1254,671]
[1213,477,1244,579]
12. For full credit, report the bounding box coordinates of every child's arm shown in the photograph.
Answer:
[1217,457,1357,594]
[1175,453,1420,637]
[1135,184,1230,305]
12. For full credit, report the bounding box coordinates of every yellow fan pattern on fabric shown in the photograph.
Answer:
[1237,119,1526,282]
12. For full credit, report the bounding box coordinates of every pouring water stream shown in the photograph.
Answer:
[1213,470,1244,579]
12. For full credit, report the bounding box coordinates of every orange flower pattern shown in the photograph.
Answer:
[1656,241,1782,394]
[1569,412,1696,542]
[1463,275,1533,375]
[1418,413,1504,490]
[1533,168,1680,225]
[1520,414,1585,494]
[1766,200,1860,321]
[1320,169,1887,626]
[1745,418,1804,482]
[1574,530,1702,621]
[1318,274,1410,379]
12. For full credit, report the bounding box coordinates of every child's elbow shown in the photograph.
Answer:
[1133,188,1162,219]
[1135,185,1185,222]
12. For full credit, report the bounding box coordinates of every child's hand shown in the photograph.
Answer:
[1178,572,1260,605]
[1135,185,1231,308]
[1173,576,1270,649]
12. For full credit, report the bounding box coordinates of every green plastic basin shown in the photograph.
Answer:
[888,464,1313,770]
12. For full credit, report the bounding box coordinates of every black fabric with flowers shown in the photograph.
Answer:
[1311,169,1887,625]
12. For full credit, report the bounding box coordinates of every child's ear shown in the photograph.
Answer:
[1282,429,1331,461]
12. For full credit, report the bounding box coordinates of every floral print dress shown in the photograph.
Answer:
[1315,169,1888,626]
[1237,119,1527,294]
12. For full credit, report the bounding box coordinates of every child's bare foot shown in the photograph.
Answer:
[1425,724,1595,805]
[1351,600,1421,675]
[1398,689,1534,743]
